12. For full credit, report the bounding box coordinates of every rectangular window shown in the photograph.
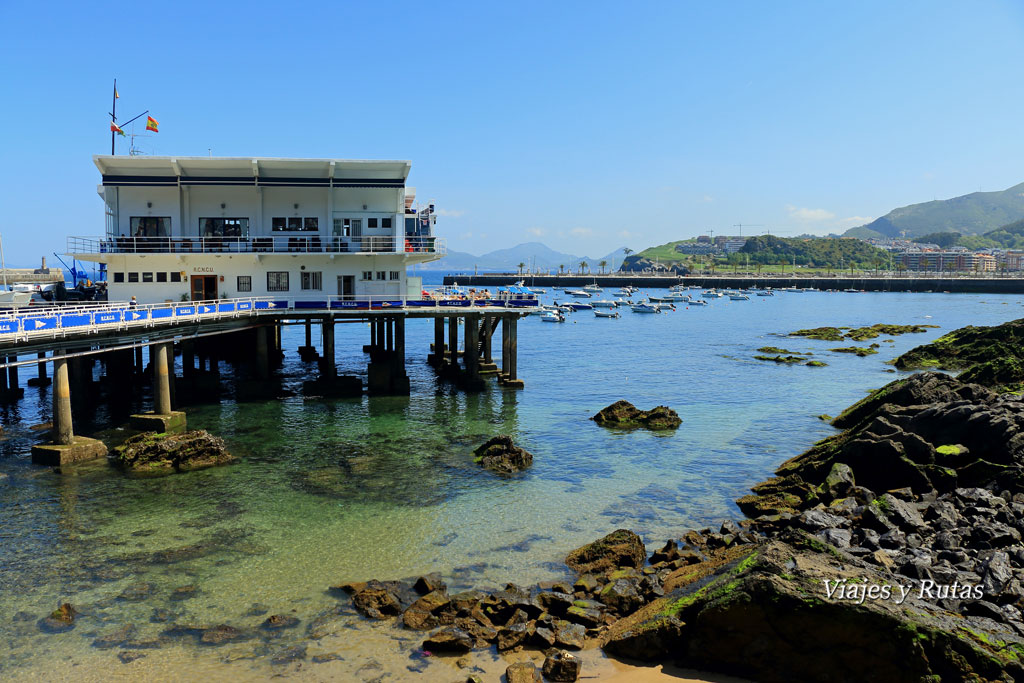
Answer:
[367,218,378,229]
[156,272,168,282]
[304,217,318,231]
[128,272,139,283]
[382,217,392,229]
[375,271,386,280]
[200,217,249,237]
[272,217,318,232]
[129,216,171,236]
[142,272,154,283]
[237,275,252,292]
[361,271,372,281]
[301,271,322,290]
[113,272,125,283]
[272,217,287,231]
[170,271,182,282]
[267,272,289,291]
[389,271,400,280]
[288,217,302,231]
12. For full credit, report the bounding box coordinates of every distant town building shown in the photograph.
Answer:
[675,242,715,255]
[898,251,995,272]
[723,238,747,254]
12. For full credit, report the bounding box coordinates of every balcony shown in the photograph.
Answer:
[67,235,446,256]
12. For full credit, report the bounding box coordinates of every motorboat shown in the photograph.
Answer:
[594,309,620,318]
[756,290,774,296]
[729,294,750,300]
[590,299,619,308]
[528,287,547,294]
[567,290,592,298]
[583,283,603,292]
[561,301,593,311]
[701,290,724,298]
[541,310,566,323]
[685,298,708,306]
[631,303,660,314]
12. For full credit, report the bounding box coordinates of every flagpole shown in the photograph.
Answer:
[110,78,117,155]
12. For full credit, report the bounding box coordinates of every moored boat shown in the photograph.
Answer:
[594,309,620,318]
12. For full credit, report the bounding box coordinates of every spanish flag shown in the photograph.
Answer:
[115,88,119,99]
[110,121,125,136]
[146,116,159,133]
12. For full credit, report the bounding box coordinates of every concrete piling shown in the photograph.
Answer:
[31,351,108,466]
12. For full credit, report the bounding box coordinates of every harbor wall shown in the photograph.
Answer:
[442,274,1024,294]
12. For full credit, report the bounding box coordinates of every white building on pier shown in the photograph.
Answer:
[68,156,445,303]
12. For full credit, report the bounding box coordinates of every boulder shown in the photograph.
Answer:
[422,626,474,653]
[565,529,646,575]
[542,650,582,682]
[472,436,534,474]
[591,400,681,430]
[506,661,542,683]
[111,430,235,477]
[261,615,300,630]
[38,603,77,633]
[352,587,403,619]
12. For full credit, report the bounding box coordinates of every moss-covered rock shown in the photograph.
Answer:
[591,400,681,430]
[829,346,878,357]
[565,529,646,575]
[111,430,235,477]
[472,435,533,474]
[896,318,1024,377]
[753,355,806,363]
[789,326,845,341]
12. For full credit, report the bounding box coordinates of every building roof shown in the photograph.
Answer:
[93,155,411,187]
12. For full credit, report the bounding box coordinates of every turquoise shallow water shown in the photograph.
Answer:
[1,288,1023,679]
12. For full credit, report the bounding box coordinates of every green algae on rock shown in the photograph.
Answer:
[757,346,806,355]
[791,323,938,343]
[753,354,806,363]
[829,346,878,357]
[110,430,235,477]
[591,400,681,430]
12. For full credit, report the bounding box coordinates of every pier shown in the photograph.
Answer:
[0,294,536,466]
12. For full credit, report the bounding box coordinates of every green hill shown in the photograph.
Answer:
[843,181,1024,239]
[738,235,890,268]
[904,219,1024,251]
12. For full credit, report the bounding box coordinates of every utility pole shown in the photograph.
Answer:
[109,78,118,155]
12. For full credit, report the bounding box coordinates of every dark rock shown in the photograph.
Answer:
[823,462,856,499]
[422,626,474,653]
[565,529,646,575]
[118,651,146,664]
[352,587,403,619]
[799,509,847,531]
[38,603,77,633]
[111,430,235,477]
[413,572,446,595]
[552,619,586,650]
[542,650,582,682]
[199,624,249,645]
[311,652,344,663]
[150,608,174,623]
[472,435,534,473]
[597,579,643,614]
[118,582,155,601]
[261,614,300,630]
[506,660,543,683]
[92,623,137,649]
[169,584,198,601]
[591,400,681,430]
[12,611,33,622]
[403,590,450,630]
[816,528,852,549]
[878,494,927,532]
[270,643,307,665]
[496,622,533,651]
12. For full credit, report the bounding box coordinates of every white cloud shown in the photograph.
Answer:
[435,208,465,218]
[786,205,836,222]
[526,227,545,237]
[570,227,592,236]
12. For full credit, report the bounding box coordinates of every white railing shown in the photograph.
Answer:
[0,291,538,341]
[66,235,446,256]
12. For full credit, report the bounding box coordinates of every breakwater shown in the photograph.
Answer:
[443,273,1024,293]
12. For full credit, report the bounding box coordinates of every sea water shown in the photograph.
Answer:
[1,288,1022,680]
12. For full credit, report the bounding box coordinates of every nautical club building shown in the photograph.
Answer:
[68,155,444,304]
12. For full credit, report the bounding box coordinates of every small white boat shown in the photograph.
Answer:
[583,283,603,292]
[528,287,547,294]
[631,303,660,314]
[729,294,750,301]
[664,292,691,301]
[701,290,724,298]
[594,309,620,318]
[591,299,618,308]
[756,290,774,297]
[567,290,592,298]
[541,311,566,323]
[685,299,708,306]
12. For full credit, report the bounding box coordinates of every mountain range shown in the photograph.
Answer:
[844,181,1024,239]
[430,242,627,272]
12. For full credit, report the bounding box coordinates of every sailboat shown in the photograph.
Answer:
[0,235,32,307]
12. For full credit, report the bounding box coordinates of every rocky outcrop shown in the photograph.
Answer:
[110,430,235,477]
[472,436,534,474]
[565,529,646,575]
[591,401,681,430]
[896,318,1024,390]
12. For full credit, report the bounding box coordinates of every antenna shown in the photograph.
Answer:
[733,223,763,237]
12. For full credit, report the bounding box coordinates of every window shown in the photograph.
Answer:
[237,275,252,292]
[142,272,154,283]
[361,271,372,281]
[301,271,322,290]
[156,272,167,282]
[375,271,386,280]
[128,272,139,283]
[129,216,171,237]
[170,272,182,282]
[382,217,392,229]
[389,271,400,280]
[201,217,249,237]
[367,218,378,228]
[267,272,289,291]
[272,217,319,232]
[113,272,125,283]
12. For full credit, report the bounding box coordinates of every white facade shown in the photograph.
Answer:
[70,156,443,303]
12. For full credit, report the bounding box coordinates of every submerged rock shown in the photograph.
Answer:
[111,430,235,477]
[261,614,300,630]
[591,400,681,430]
[38,603,77,633]
[93,623,136,649]
[472,436,534,473]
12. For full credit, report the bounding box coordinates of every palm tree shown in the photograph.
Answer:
[598,260,608,274]
[558,264,565,275]
[517,262,525,276]
[579,261,588,275]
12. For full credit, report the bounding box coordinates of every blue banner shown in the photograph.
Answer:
[294,300,327,309]
[198,304,217,315]
[151,308,173,319]
[0,320,18,334]
[217,303,236,313]
[60,314,93,328]
[237,301,252,311]
[175,306,196,316]
[94,311,122,325]
[24,317,57,331]
[124,309,150,322]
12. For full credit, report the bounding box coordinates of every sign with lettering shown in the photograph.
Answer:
[192,267,214,273]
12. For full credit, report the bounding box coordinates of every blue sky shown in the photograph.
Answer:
[2,1,1023,262]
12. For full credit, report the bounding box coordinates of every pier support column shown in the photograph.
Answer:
[1,354,22,400]
[448,316,459,370]
[319,318,336,377]
[182,341,196,378]
[461,313,485,391]
[368,315,410,396]
[27,351,50,387]
[479,316,499,376]
[254,325,270,380]
[31,352,108,466]
[131,342,186,433]
[499,316,524,389]
[298,318,318,361]
[428,317,445,367]
[304,316,361,397]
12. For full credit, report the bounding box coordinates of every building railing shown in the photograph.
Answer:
[0,292,537,341]
[66,235,446,256]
